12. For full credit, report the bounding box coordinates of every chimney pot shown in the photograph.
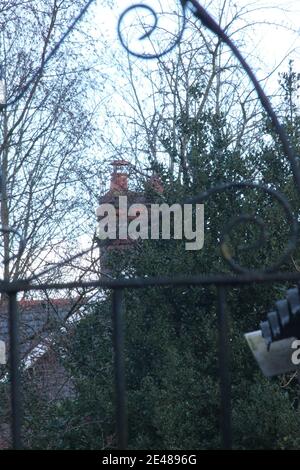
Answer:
[110,160,129,192]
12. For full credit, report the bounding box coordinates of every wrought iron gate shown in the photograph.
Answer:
[2,0,300,450]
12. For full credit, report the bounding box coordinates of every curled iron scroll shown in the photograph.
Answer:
[118,2,186,59]
[187,182,298,274]
[118,1,300,274]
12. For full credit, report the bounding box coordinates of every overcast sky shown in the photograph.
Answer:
[92,0,300,93]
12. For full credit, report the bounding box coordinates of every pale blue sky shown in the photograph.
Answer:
[92,0,300,92]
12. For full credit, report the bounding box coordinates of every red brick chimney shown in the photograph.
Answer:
[110,160,129,193]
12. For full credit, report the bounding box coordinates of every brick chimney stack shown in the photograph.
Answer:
[110,160,129,193]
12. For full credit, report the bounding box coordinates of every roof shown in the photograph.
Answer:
[98,189,147,205]
[18,298,76,308]
[0,298,79,363]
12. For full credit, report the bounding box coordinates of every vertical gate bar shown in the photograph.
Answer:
[112,288,127,449]
[8,291,22,449]
[217,286,232,449]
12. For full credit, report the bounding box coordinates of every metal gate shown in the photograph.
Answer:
[2,0,300,450]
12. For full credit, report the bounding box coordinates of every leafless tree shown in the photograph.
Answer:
[0,0,105,286]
